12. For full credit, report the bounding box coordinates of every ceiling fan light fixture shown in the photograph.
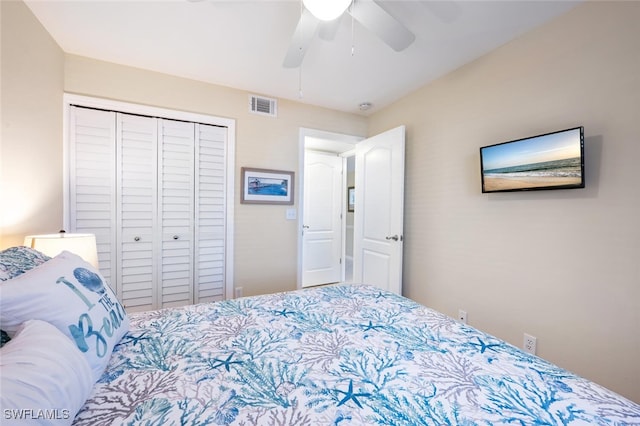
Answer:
[303,0,352,21]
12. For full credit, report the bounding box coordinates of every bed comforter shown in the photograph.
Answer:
[73,285,640,425]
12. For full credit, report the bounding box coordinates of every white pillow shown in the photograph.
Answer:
[0,251,129,382]
[0,320,94,425]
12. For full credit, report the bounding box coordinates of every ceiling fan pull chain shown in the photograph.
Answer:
[299,64,304,99]
[297,0,304,98]
[350,3,356,56]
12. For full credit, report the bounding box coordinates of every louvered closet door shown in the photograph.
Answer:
[68,102,231,310]
[117,113,158,312]
[195,124,227,303]
[158,119,195,308]
[69,107,117,286]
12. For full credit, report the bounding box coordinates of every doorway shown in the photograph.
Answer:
[297,126,406,294]
[298,129,362,289]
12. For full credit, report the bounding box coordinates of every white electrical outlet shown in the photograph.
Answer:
[523,333,537,355]
[235,287,243,298]
[458,309,467,324]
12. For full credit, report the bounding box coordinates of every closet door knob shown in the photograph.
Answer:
[134,236,140,242]
[173,235,179,240]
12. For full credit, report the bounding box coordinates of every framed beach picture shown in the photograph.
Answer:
[241,167,295,205]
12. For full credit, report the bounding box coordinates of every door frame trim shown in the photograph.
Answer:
[297,127,363,290]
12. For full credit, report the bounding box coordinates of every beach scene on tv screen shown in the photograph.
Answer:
[482,129,582,192]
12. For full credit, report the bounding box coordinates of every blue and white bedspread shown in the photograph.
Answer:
[74,285,640,425]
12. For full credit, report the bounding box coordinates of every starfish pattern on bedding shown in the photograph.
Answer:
[471,337,501,354]
[336,380,371,408]
[211,354,242,372]
[274,308,295,317]
[361,321,384,332]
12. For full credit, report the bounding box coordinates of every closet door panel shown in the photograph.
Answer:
[117,113,158,312]
[69,106,117,288]
[195,124,227,303]
[69,102,231,311]
[159,119,195,308]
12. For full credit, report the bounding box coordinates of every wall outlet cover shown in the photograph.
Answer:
[458,309,467,324]
[523,333,537,355]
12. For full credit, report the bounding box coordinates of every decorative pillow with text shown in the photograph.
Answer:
[0,251,129,382]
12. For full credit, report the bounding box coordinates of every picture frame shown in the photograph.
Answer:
[241,167,295,205]
[348,186,355,212]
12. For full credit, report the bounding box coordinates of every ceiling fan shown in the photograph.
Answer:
[283,0,416,68]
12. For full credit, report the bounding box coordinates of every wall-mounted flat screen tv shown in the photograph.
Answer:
[480,126,584,193]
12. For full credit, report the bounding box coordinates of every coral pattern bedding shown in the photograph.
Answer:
[73,285,640,425]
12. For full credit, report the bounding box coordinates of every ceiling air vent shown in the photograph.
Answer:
[249,95,277,117]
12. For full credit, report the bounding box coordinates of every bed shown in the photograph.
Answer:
[1,247,639,425]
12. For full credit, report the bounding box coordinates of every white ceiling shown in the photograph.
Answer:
[24,0,580,115]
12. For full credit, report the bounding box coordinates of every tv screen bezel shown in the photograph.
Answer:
[480,126,585,194]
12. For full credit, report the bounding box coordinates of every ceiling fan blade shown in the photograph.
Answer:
[283,8,320,68]
[348,0,415,52]
[318,18,342,41]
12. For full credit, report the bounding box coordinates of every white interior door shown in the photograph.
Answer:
[302,151,343,287]
[353,126,405,294]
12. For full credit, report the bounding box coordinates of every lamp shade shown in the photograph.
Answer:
[24,232,99,269]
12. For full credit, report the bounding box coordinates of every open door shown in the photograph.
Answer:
[353,126,405,294]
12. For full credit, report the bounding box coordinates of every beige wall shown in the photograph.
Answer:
[0,0,64,248]
[370,1,640,403]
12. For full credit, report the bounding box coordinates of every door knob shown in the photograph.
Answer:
[385,235,400,241]
[173,235,179,240]
[134,236,141,242]
[303,225,310,229]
